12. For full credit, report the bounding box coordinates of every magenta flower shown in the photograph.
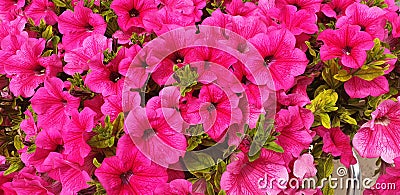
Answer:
[160,0,206,22]
[64,34,112,75]
[5,38,62,97]
[86,46,138,97]
[249,29,308,90]
[25,0,58,25]
[336,3,387,40]
[20,110,39,142]
[344,76,389,98]
[293,153,317,179]
[315,126,357,168]
[62,108,96,165]
[269,5,318,35]
[275,0,322,13]
[387,12,400,38]
[225,0,257,17]
[321,0,358,19]
[110,0,157,31]
[95,135,168,195]
[353,97,400,163]
[151,48,190,85]
[202,9,232,28]
[30,78,80,130]
[0,33,27,75]
[125,106,187,165]
[364,157,400,194]
[9,167,60,195]
[220,149,289,195]
[101,93,123,121]
[58,2,106,50]
[318,25,374,69]
[143,8,196,35]
[275,106,314,158]
[41,153,91,194]
[0,0,25,21]
[154,179,202,195]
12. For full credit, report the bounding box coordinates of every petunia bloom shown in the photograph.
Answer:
[30,78,80,130]
[318,24,374,69]
[293,153,317,179]
[353,97,400,163]
[315,126,357,168]
[154,179,202,195]
[220,149,289,195]
[111,0,157,31]
[336,3,386,40]
[95,135,168,194]
[249,29,308,90]
[5,38,62,97]
[25,0,58,25]
[58,2,106,50]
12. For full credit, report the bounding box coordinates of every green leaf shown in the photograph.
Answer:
[93,158,101,168]
[319,113,331,129]
[173,65,199,97]
[305,41,316,57]
[13,135,24,150]
[218,190,226,195]
[354,67,385,81]
[263,141,284,153]
[206,181,215,195]
[52,0,67,7]
[41,25,53,40]
[88,134,115,148]
[248,150,261,162]
[42,50,53,57]
[27,144,36,153]
[333,69,352,82]
[184,152,215,172]
[4,159,24,176]
[316,155,334,186]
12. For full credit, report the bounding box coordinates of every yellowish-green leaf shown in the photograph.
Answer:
[319,113,331,129]
[333,69,352,82]
[354,66,385,81]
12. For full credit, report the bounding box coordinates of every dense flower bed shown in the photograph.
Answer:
[0,0,399,194]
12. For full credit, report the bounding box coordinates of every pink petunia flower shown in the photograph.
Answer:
[201,9,232,28]
[353,97,400,163]
[125,106,187,166]
[64,34,112,75]
[143,8,196,35]
[268,5,318,35]
[159,0,206,22]
[386,12,400,38]
[225,0,257,17]
[318,24,374,69]
[25,0,58,25]
[249,29,308,90]
[275,106,314,159]
[86,46,139,97]
[154,179,202,195]
[344,76,389,98]
[293,153,317,179]
[220,149,289,195]
[20,110,39,142]
[0,0,25,21]
[30,78,80,130]
[0,33,27,75]
[364,157,400,195]
[9,167,60,195]
[336,3,387,40]
[101,92,123,121]
[95,135,168,195]
[5,38,62,97]
[110,0,157,32]
[62,107,96,165]
[41,153,91,195]
[58,2,106,50]
[321,0,358,19]
[275,0,322,13]
[315,126,357,168]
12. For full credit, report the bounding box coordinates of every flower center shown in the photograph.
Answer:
[375,116,390,126]
[129,8,140,17]
[85,24,94,31]
[207,102,216,112]
[120,170,133,184]
[264,55,274,66]
[142,129,155,140]
[55,145,64,153]
[292,3,301,10]
[342,46,351,55]
[109,71,122,83]
[360,25,366,31]
[34,65,46,76]
[333,7,342,15]
[172,52,185,64]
